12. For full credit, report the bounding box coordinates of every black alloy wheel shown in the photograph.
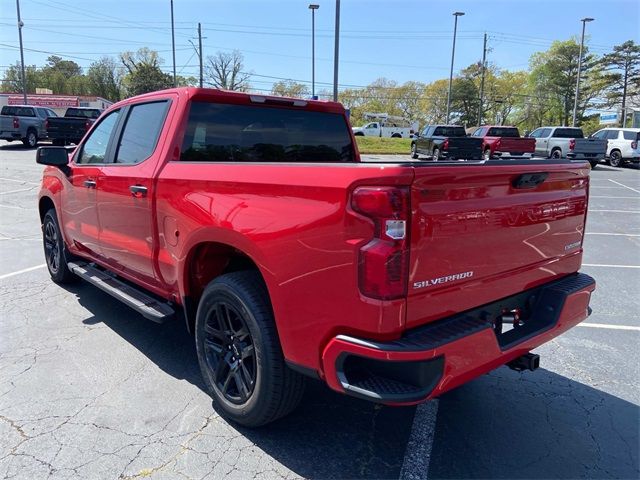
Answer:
[202,300,257,404]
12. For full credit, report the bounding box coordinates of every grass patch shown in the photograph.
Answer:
[355,136,411,155]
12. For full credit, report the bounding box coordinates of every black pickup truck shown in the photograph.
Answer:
[46,107,102,145]
[411,125,483,160]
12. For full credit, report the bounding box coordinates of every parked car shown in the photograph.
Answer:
[0,105,57,147]
[591,127,640,167]
[411,124,483,160]
[470,125,536,159]
[46,107,102,146]
[528,126,606,168]
[352,113,415,138]
[37,87,595,427]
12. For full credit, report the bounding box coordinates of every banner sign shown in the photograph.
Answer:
[599,112,618,124]
[8,95,79,108]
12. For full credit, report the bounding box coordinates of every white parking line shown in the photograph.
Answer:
[577,323,640,332]
[582,263,640,269]
[0,177,40,186]
[400,400,439,480]
[608,179,640,194]
[589,209,640,213]
[0,263,46,281]
[1,187,36,195]
[590,196,640,199]
[585,232,640,237]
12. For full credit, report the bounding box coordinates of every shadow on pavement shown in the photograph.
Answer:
[70,282,416,479]
[429,368,639,479]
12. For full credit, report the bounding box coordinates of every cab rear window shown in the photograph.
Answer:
[180,102,355,163]
[1,106,35,117]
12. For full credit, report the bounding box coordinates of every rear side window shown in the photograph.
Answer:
[181,102,355,163]
[623,131,640,141]
[433,126,466,137]
[553,128,584,138]
[487,127,519,137]
[115,101,169,164]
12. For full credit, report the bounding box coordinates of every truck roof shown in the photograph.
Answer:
[107,87,345,115]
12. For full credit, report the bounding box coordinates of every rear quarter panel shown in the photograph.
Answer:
[155,161,415,371]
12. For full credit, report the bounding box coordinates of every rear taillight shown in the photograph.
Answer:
[351,186,410,300]
[442,139,449,150]
[569,139,576,151]
[495,139,502,150]
[12,117,19,129]
[632,141,638,149]
[85,119,91,130]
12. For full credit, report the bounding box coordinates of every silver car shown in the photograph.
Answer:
[591,128,640,167]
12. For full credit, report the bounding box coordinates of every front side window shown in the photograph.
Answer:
[591,130,606,139]
[181,102,355,163]
[115,101,169,164]
[77,110,120,164]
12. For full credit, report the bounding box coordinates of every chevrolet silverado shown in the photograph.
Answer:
[37,87,596,427]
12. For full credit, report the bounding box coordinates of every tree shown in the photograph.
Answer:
[271,80,309,98]
[0,63,40,93]
[601,40,640,126]
[120,48,173,97]
[528,39,603,126]
[205,50,250,91]
[87,57,122,101]
[40,55,85,95]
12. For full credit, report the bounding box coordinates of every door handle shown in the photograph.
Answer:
[129,185,147,198]
[83,180,96,188]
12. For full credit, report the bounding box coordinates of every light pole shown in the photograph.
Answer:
[446,11,464,124]
[309,4,319,99]
[333,0,340,102]
[16,0,27,104]
[170,0,176,87]
[572,17,594,127]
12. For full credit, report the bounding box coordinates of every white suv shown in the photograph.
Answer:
[591,128,640,167]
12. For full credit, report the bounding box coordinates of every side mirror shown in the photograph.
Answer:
[36,146,69,167]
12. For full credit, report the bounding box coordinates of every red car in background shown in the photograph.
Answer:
[471,125,536,159]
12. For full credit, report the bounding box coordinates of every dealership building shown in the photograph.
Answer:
[0,91,113,116]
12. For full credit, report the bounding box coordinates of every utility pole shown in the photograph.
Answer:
[572,17,594,126]
[477,33,487,127]
[198,22,203,88]
[16,0,27,104]
[170,0,177,87]
[309,4,319,99]
[446,11,465,124]
[333,0,340,102]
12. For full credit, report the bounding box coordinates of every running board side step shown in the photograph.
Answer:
[68,261,175,323]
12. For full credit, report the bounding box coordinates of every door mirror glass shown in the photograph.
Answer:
[36,146,69,167]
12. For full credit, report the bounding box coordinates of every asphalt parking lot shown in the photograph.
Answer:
[0,140,638,480]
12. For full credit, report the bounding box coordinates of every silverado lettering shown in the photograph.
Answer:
[36,87,596,427]
[413,271,474,289]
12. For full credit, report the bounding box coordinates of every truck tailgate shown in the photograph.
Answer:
[574,138,607,156]
[406,161,589,329]
[497,137,535,153]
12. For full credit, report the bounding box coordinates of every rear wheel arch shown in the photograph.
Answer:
[182,241,271,334]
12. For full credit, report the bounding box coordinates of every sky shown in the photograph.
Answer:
[0,0,638,95]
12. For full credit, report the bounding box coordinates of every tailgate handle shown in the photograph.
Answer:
[512,172,548,189]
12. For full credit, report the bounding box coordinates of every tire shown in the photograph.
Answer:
[22,129,37,148]
[609,150,623,167]
[411,143,418,159]
[353,132,364,137]
[195,271,305,427]
[589,159,599,169]
[550,148,562,159]
[42,209,77,284]
[433,147,440,161]
[483,149,491,160]
[391,133,402,138]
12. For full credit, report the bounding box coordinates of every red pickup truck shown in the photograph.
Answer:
[471,125,536,159]
[37,88,595,427]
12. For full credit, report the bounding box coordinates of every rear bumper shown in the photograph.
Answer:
[321,272,595,405]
